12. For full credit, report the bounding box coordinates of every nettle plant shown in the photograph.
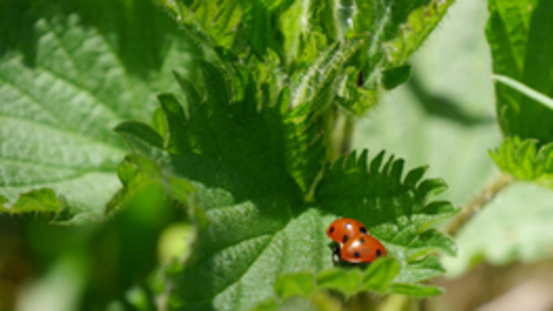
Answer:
[2,0,553,310]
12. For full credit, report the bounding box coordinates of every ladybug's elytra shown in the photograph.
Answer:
[326,218,387,264]
[340,235,387,263]
[326,218,370,244]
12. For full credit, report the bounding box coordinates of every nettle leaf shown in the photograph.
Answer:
[290,38,366,113]
[0,0,194,224]
[337,0,455,115]
[381,0,455,65]
[490,137,553,188]
[315,152,457,288]
[273,257,400,299]
[114,58,458,309]
[160,0,273,58]
[487,0,553,143]
[443,182,553,276]
[159,0,455,116]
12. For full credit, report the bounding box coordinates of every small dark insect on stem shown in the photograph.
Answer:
[356,71,364,87]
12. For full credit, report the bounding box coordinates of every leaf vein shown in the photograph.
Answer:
[0,114,126,153]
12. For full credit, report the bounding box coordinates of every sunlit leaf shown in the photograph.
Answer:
[0,0,195,224]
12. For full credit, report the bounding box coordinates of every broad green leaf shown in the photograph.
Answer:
[315,151,457,259]
[487,0,553,143]
[0,0,195,224]
[443,182,553,276]
[490,137,553,188]
[116,59,457,310]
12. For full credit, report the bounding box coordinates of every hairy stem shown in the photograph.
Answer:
[446,174,514,236]
[339,116,355,154]
[323,108,338,162]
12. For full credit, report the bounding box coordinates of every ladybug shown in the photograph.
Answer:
[339,235,387,263]
[326,218,370,244]
[326,218,387,264]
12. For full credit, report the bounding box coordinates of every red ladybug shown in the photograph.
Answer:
[326,218,370,244]
[340,235,387,263]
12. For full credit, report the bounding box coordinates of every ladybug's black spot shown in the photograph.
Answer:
[345,222,352,229]
[354,252,360,258]
[360,227,367,234]
[329,226,335,234]
[359,237,365,244]
[376,249,382,257]
[342,235,349,243]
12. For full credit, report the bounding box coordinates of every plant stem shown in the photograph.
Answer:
[493,74,553,111]
[340,116,355,154]
[446,173,514,236]
[323,108,338,162]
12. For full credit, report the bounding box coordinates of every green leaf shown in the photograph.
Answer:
[0,188,62,214]
[389,283,444,297]
[108,121,197,221]
[315,150,458,259]
[487,0,553,143]
[358,257,400,294]
[290,39,365,113]
[316,268,362,297]
[394,256,444,284]
[278,0,314,66]
[160,0,455,116]
[382,65,412,90]
[115,59,457,309]
[0,0,195,224]
[383,0,455,65]
[114,121,165,152]
[335,0,455,115]
[275,271,316,299]
[490,137,553,188]
[443,182,553,276]
[271,257,399,301]
[104,154,174,218]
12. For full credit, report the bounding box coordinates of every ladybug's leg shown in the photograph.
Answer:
[332,245,341,264]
